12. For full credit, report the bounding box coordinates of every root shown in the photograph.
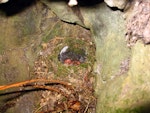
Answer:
[0,79,72,92]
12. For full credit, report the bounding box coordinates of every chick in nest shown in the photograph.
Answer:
[58,46,86,65]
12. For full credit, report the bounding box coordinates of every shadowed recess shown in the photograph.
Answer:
[0,0,36,16]
[77,0,104,6]
[131,102,150,113]
[0,88,43,102]
[0,88,42,113]
[0,0,104,16]
[48,0,104,6]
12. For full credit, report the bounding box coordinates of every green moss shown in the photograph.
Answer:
[42,22,62,42]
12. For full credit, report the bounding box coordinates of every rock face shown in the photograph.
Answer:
[0,1,92,113]
[104,0,128,9]
[126,0,150,46]
[0,0,9,4]
[84,1,150,113]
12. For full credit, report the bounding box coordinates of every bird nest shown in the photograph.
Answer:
[33,36,96,113]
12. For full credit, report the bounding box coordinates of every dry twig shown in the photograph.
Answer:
[0,79,72,91]
[33,85,69,97]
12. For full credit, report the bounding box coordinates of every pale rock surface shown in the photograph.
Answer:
[0,0,9,3]
[104,0,128,9]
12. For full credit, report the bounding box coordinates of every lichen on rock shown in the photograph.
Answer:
[126,0,150,46]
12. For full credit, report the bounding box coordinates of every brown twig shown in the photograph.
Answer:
[0,79,72,91]
[33,85,69,97]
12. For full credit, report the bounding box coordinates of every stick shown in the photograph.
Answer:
[0,79,72,91]
[33,85,69,97]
